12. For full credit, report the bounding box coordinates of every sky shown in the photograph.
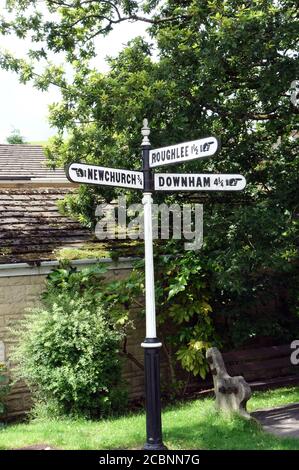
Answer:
[0,2,150,143]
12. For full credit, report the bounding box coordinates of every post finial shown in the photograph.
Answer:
[141,118,151,146]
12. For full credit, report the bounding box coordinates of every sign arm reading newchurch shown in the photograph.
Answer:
[66,119,246,451]
[66,163,144,189]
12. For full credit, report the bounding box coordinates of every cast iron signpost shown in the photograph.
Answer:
[66,119,246,450]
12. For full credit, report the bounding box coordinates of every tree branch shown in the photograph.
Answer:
[48,3,190,41]
[50,0,120,10]
[121,336,144,371]
[160,332,176,385]
[249,112,278,120]
[73,120,97,124]
[205,101,280,121]
[49,0,190,27]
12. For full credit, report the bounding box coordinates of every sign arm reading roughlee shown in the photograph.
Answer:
[149,136,220,168]
[65,122,246,452]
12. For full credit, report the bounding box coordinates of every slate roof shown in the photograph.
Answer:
[0,144,67,181]
[0,187,92,265]
[0,145,92,264]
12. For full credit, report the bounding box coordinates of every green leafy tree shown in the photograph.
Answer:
[6,128,26,144]
[1,1,298,378]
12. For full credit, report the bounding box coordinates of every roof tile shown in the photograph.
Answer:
[0,144,66,180]
[0,188,91,264]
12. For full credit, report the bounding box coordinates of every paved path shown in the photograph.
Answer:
[252,402,299,438]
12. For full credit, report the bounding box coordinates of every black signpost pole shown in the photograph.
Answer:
[141,119,166,450]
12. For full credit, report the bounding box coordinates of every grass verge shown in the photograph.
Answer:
[0,386,299,450]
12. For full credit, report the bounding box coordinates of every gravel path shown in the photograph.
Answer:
[252,402,299,438]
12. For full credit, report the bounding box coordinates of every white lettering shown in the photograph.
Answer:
[291,340,299,365]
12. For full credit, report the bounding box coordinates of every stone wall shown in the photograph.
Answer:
[0,259,163,420]
[0,274,45,419]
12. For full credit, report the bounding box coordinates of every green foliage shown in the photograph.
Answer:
[6,128,26,144]
[44,264,107,297]
[0,363,9,417]
[106,254,216,380]
[44,264,133,331]
[12,264,128,418]
[154,252,216,379]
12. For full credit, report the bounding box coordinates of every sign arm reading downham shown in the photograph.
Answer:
[154,173,246,191]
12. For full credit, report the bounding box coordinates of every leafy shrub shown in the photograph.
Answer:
[104,252,217,382]
[154,252,216,379]
[44,264,133,333]
[12,285,127,419]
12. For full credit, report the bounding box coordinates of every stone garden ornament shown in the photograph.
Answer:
[206,347,252,420]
